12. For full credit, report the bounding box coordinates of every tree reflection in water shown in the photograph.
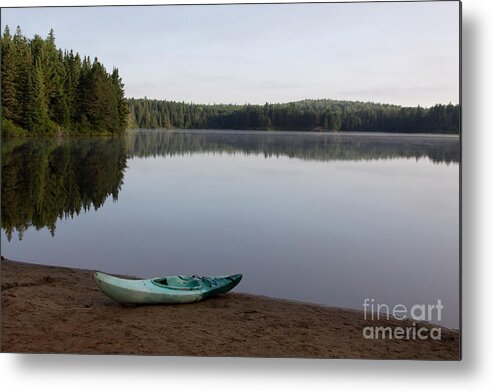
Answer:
[2,130,459,239]
[1,137,127,240]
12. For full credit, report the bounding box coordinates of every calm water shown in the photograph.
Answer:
[1,130,460,328]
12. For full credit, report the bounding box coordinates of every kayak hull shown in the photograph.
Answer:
[93,272,242,305]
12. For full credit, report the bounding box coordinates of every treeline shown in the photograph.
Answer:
[128,98,460,134]
[1,26,128,136]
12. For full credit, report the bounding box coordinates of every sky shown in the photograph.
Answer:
[1,2,460,107]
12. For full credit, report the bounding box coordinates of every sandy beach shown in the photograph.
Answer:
[1,259,459,359]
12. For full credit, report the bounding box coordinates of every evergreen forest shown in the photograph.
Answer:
[128,98,460,134]
[1,26,128,136]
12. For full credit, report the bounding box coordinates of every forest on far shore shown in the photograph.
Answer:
[128,98,460,134]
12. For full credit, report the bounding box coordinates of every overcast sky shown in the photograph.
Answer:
[1,2,460,107]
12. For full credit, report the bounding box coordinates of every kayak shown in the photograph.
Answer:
[93,272,242,305]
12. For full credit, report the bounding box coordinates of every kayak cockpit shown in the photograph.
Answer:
[151,276,203,291]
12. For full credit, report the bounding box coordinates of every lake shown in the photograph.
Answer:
[1,129,460,328]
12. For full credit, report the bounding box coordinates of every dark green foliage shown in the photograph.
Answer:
[128,98,460,134]
[1,26,19,123]
[1,26,128,135]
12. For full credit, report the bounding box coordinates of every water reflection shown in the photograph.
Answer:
[1,130,459,239]
[1,137,127,240]
[126,129,460,164]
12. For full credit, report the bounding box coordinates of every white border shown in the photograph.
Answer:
[1,0,492,390]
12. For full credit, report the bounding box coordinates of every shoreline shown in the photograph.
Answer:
[128,128,460,137]
[2,128,461,139]
[1,259,460,359]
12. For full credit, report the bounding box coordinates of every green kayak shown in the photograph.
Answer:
[93,272,242,305]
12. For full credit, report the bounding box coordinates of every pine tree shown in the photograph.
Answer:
[111,68,129,132]
[27,57,50,133]
[1,26,19,122]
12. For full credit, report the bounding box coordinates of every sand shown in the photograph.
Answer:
[1,259,460,359]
